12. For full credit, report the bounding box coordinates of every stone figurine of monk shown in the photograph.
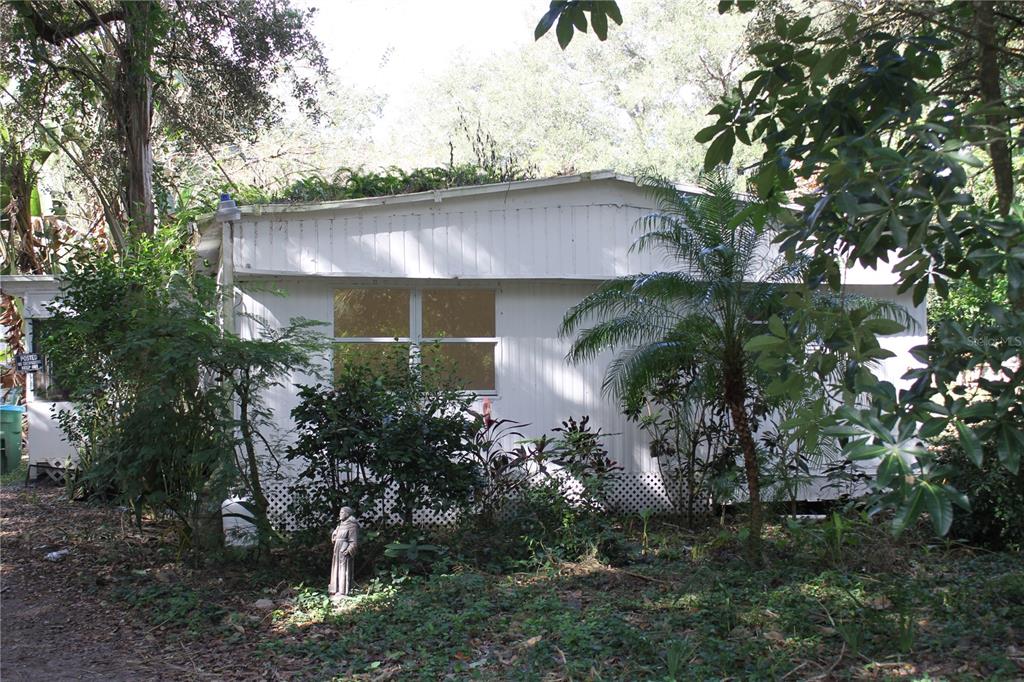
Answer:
[329,507,359,598]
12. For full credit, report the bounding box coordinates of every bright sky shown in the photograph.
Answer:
[302,0,539,99]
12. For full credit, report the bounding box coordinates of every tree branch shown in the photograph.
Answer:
[11,0,124,45]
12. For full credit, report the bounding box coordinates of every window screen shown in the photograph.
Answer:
[422,289,495,337]
[332,287,497,392]
[334,288,409,338]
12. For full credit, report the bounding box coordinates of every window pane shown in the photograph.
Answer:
[333,343,410,380]
[421,342,496,391]
[334,289,409,338]
[422,289,495,337]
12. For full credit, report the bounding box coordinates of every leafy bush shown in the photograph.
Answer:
[463,413,538,524]
[933,433,1024,551]
[42,232,321,550]
[449,479,628,572]
[43,236,231,544]
[270,124,536,203]
[272,164,527,204]
[465,412,620,522]
[624,367,741,528]
[286,346,481,530]
[451,415,627,571]
[549,415,621,512]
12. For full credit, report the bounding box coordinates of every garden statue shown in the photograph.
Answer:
[329,507,359,598]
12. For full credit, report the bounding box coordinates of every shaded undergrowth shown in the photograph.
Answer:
[5,486,1022,680]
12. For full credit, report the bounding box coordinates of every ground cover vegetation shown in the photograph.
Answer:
[2,486,1022,680]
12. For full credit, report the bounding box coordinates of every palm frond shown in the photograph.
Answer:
[560,271,705,337]
[564,170,804,399]
[567,310,682,364]
[602,339,695,398]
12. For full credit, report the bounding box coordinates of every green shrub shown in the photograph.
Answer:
[43,236,231,544]
[42,232,322,550]
[623,366,742,528]
[549,415,621,512]
[933,433,1024,551]
[463,413,537,524]
[286,345,481,531]
[448,478,629,573]
[268,160,536,205]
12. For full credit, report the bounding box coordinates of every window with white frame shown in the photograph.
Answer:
[333,287,497,392]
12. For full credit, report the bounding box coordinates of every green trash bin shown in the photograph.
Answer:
[0,405,25,474]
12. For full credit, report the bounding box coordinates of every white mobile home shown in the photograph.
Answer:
[198,171,926,521]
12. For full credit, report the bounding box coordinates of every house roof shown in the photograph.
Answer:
[0,275,61,297]
[228,170,700,217]
[194,169,671,269]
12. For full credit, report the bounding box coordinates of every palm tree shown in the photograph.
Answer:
[560,171,806,562]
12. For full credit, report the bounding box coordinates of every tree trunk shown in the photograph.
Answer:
[238,383,273,551]
[118,0,155,235]
[974,1,1014,217]
[685,429,698,529]
[0,295,26,395]
[723,366,762,564]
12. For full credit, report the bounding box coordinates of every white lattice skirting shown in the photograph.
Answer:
[261,471,714,531]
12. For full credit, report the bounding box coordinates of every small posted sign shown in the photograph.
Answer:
[15,353,43,373]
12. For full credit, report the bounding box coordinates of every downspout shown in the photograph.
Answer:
[215,193,241,335]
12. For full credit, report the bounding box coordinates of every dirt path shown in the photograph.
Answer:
[1,486,185,679]
[0,486,286,681]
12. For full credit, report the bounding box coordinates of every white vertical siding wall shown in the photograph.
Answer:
[237,278,653,475]
[229,178,901,287]
[495,281,652,473]
[227,176,927,509]
[239,277,926,480]
[236,279,332,477]
[231,181,656,280]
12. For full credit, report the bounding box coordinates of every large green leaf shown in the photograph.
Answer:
[704,129,735,172]
[921,483,953,536]
[694,124,721,144]
[846,441,889,461]
[568,4,587,32]
[744,334,785,352]
[892,487,924,535]
[864,318,906,335]
[954,421,983,467]
[29,186,43,217]
[556,12,574,49]
[918,416,949,440]
[605,2,623,25]
[534,6,561,40]
[590,6,608,40]
[995,423,1022,474]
